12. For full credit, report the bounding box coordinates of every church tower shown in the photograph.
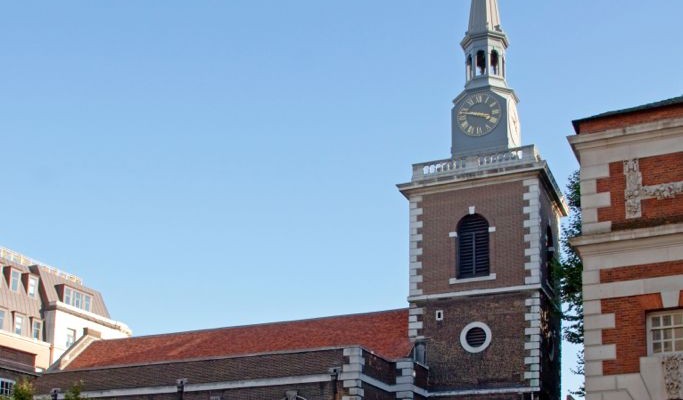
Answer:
[398,1,567,399]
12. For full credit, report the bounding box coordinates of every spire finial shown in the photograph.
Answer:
[468,0,502,34]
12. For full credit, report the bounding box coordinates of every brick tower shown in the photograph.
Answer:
[398,1,567,399]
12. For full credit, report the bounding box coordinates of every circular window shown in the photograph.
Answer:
[460,322,492,353]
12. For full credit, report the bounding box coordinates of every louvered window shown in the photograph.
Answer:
[457,214,490,279]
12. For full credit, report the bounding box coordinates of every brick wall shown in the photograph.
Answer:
[601,293,664,375]
[34,349,344,394]
[419,181,526,295]
[600,261,683,283]
[596,152,683,230]
[422,293,527,390]
[575,103,683,134]
[94,382,339,400]
[362,384,394,400]
[362,351,396,384]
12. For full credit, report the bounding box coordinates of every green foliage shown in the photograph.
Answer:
[12,378,34,400]
[64,381,86,400]
[560,170,583,345]
[558,170,585,396]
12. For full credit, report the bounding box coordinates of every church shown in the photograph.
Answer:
[33,1,565,399]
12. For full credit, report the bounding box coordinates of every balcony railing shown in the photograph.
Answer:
[412,145,541,180]
[0,247,82,285]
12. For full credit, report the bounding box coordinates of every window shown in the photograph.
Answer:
[648,310,683,354]
[84,295,91,312]
[73,291,82,309]
[14,314,23,335]
[0,379,14,397]
[66,328,76,347]
[28,276,38,298]
[10,270,20,292]
[476,50,486,75]
[457,214,490,279]
[32,320,42,340]
[460,321,492,353]
[62,286,93,312]
[490,50,499,75]
[0,309,4,330]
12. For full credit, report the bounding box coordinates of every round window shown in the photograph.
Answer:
[460,322,492,353]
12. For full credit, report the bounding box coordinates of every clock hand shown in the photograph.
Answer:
[461,111,492,120]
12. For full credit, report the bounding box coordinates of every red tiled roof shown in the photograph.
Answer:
[66,309,411,370]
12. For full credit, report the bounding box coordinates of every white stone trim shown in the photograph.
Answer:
[584,344,616,361]
[468,206,475,215]
[408,284,541,302]
[428,386,539,397]
[409,195,424,297]
[459,322,492,353]
[408,305,424,342]
[523,179,542,285]
[42,374,335,399]
[583,221,612,235]
[568,116,683,166]
[448,273,496,285]
[523,292,541,385]
[576,229,683,272]
[584,275,683,301]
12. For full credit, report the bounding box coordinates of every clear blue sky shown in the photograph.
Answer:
[2,1,682,396]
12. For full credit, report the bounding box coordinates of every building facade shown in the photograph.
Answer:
[32,1,565,399]
[0,247,131,394]
[570,96,683,400]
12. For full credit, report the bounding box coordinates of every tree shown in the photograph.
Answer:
[64,381,86,400]
[11,379,34,400]
[558,170,584,396]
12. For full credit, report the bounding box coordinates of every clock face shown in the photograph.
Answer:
[456,92,502,137]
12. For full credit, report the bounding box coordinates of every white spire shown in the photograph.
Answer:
[467,0,502,34]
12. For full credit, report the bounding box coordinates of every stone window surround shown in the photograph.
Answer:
[460,321,492,353]
[448,215,496,284]
[646,309,683,355]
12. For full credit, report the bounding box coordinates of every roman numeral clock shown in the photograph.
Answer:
[456,93,502,137]
[451,89,521,156]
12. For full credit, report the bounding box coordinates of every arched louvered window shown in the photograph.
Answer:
[457,214,490,279]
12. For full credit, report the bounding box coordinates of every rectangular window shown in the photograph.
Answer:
[73,291,82,309]
[10,270,20,292]
[0,379,14,397]
[14,315,23,335]
[28,277,38,298]
[62,286,93,312]
[649,310,683,354]
[64,287,72,305]
[66,328,76,347]
[32,320,42,340]
[0,310,5,330]
[84,295,92,312]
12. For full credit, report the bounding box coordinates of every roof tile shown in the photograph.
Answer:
[66,308,410,369]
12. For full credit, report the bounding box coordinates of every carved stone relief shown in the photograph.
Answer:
[623,159,683,219]
[662,353,683,399]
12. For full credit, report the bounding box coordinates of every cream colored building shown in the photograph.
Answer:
[0,247,130,393]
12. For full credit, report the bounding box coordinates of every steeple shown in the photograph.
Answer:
[460,0,510,91]
[450,0,520,157]
[467,0,501,34]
